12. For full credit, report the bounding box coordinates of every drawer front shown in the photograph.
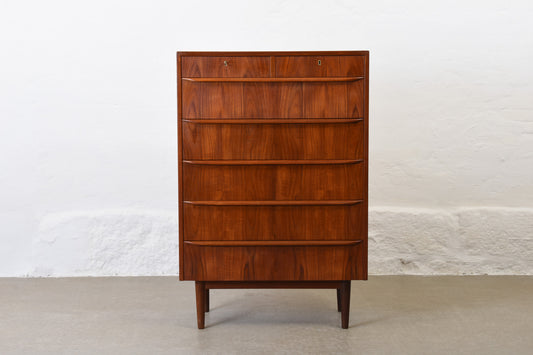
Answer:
[183,121,364,160]
[275,56,365,77]
[184,203,365,241]
[182,163,364,201]
[182,56,270,77]
[182,81,363,118]
[182,243,366,280]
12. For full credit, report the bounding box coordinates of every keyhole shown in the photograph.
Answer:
[317,60,321,66]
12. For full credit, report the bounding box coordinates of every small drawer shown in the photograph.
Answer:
[182,56,270,77]
[275,55,365,77]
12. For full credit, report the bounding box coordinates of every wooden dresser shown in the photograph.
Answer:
[177,51,369,329]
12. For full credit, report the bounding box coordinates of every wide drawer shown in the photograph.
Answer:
[182,242,366,280]
[182,121,364,160]
[184,203,365,241]
[181,81,364,118]
[182,163,364,201]
[182,56,270,78]
[275,55,365,77]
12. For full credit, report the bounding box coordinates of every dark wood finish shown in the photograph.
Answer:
[195,280,352,328]
[184,200,362,206]
[183,121,364,160]
[178,51,368,329]
[177,54,184,281]
[275,56,365,77]
[182,77,363,82]
[303,81,364,118]
[340,281,351,329]
[179,51,368,56]
[183,244,365,281]
[184,240,362,246]
[195,281,205,329]
[183,118,363,124]
[184,203,365,241]
[182,163,364,201]
[183,160,363,165]
[182,56,270,78]
[182,81,363,119]
[205,281,344,289]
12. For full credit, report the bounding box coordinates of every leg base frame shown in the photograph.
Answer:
[194,280,352,329]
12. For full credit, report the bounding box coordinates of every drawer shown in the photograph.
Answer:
[182,121,364,160]
[182,81,364,118]
[182,242,366,280]
[182,163,365,201]
[182,56,270,77]
[275,55,365,77]
[184,203,365,241]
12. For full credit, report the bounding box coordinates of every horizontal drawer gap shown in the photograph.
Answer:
[182,119,363,124]
[182,76,364,83]
[183,200,363,206]
[185,240,362,247]
[183,159,363,165]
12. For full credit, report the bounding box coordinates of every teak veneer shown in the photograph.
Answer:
[177,51,369,329]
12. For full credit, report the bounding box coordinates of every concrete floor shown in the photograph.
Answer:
[0,277,532,354]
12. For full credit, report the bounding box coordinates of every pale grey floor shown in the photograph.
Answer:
[0,276,532,354]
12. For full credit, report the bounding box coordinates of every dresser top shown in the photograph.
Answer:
[177,51,369,56]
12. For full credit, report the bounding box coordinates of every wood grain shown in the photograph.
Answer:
[303,81,364,118]
[182,81,363,119]
[182,77,363,82]
[184,203,365,241]
[178,51,369,328]
[183,160,363,165]
[182,163,364,201]
[182,56,270,77]
[183,200,362,206]
[177,53,184,280]
[183,244,365,281]
[184,240,362,246]
[183,121,364,160]
[183,119,363,124]
[204,281,345,289]
[275,55,365,77]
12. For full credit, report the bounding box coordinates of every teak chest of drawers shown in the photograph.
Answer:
[177,51,369,329]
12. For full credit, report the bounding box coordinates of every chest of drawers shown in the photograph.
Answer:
[177,51,369,328]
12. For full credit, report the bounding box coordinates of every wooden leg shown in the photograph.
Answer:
[336,288,341,312]
[340,281,351,329]
[195,281,206,329]
[205,288,210,312]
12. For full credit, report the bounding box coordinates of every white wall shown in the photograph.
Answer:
[1,0,532,276]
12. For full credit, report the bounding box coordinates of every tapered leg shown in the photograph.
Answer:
[195,281,206,329]
[205,288,210,312]
[340,281,351,329]
[336,288,341,312]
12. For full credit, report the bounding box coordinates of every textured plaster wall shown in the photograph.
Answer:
[1,1,532,276]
